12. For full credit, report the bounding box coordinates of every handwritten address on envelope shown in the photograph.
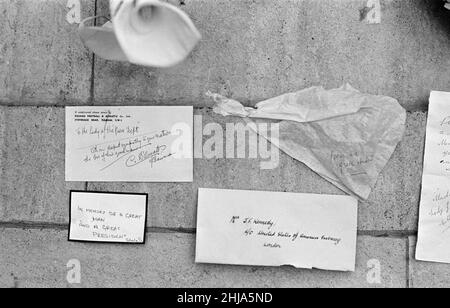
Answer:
[196,188,358,272]
[416,91,450,264]
[69,191,148,244]
[65,106,193,182]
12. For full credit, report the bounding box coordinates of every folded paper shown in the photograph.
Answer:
[79,0,201,67]
[69,191,148,244]
[65,106,193,182]
[207,84,406,200]
[196,188,358,272]
[416,91,450,264]
[78,17,128,62]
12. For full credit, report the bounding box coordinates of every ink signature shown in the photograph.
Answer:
[125,145,174,168]
[98,142,172,171]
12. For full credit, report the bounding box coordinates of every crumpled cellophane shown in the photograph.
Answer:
[207,84,406,200]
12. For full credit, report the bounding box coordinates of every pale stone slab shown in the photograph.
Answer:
[0,107,84,223]
[409,237,450,288]
[0,0,94,105]
[93,0,450,110]
[0,229,407,288]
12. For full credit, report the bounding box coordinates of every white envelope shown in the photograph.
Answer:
[196,188,358,272]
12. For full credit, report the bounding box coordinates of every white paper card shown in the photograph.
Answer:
[69,191,148,244]
[416,91,450,263]
[196,188,358,272]
[65,106,193,182]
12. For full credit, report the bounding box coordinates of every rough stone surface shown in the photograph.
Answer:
[89,109,425,231]
[408,237,450,288]
[0,107,5,218]
[0,228,406,288]
[93,0,450,110]
[0,0,94,105]
[0,107,84,224]
[361,111,426,231]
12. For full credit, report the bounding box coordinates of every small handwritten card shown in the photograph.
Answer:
[65,106,193,182]
[69,191,148,244]
[416,91,450,263]
[196,188,358,272]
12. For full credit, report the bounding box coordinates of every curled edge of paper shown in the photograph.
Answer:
[79,0,201,67]
[78,16,128,62]
[111,0,202,67]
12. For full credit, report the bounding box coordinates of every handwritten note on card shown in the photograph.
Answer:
[416,92,450,263]
[196,188,358,272]
[69,191,148,244]
[65,106,193,182]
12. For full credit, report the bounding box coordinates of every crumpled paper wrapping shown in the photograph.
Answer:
[207,84,406,200]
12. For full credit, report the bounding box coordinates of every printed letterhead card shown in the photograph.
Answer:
[65,106,193,182]
[69,191,148,244]
[196,188,358,272]
[416,91,450,264]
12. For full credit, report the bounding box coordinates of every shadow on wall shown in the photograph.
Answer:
[421,0,450,36]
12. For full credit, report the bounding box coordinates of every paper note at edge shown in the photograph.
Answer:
[416,91,450,264]
[195,188,358,272]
